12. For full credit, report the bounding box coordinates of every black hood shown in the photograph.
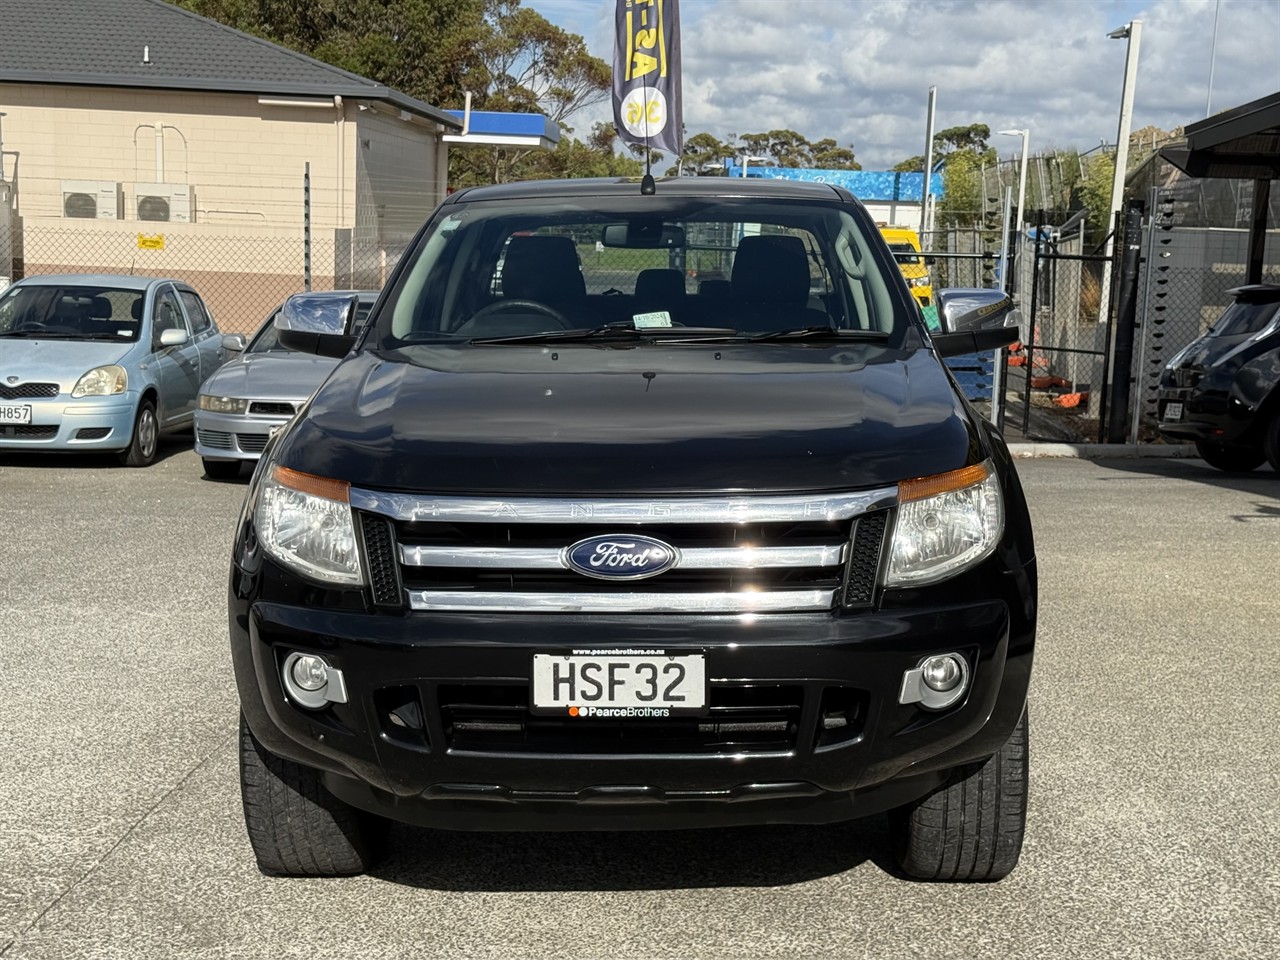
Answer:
[278,344,980,495]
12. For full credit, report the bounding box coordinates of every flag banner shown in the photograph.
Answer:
[613,0,683,159]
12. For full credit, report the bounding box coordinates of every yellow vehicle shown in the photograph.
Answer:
[878,225,933,308]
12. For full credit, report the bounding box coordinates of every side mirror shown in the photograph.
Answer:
[275,293,359,358]
[159,327,189,348]
[931,288,1019,358]
[222,333,248,352]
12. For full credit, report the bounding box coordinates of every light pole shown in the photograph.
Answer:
[1100,19,1142,322]
[740,154,769,178]
[998,129,1029,294]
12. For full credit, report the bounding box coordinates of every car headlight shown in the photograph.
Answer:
[199,394,249,414]
[885,461,1003,586]
[71,365,127,397]
[907,276,932,288]
[254,465,365,585]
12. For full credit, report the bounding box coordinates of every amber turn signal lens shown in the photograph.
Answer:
[898,462,990,503]
[272,465,351,504]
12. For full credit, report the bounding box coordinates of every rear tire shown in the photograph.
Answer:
[203,458,242,481]
[118,399,159,467]
[239,715,382,877]
[1194,439,1264,473]
[889,708,1029,882]
[1262,413,1280,474]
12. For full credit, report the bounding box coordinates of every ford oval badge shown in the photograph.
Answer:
[563,534,679,580]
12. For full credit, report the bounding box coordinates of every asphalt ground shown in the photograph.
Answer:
[1,447,1277,960]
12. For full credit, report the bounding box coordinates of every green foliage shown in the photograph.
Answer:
[893,156,925,173]
[937,150,982,229]
[736,129,860,170]
[1080,153,1116,243]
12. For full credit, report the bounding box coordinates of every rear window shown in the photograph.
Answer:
[0,285,145,341]
[379,195,908,345]
[1209,299,1280,338]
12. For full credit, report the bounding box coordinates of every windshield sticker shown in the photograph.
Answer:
[633,311,672,329]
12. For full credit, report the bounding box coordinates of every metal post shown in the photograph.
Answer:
[1107,200,1145,442]
[1130,189,1160,442]
[1021,209,1046,437]
[1245,178,1272,286]
[303,162,312,292]
[1206,0,1222,117]
[997,186,1013,293]
[1100,19,1142,322]
[921,86,936,233]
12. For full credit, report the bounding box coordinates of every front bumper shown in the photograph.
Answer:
[0,392,138,451]
[232,556,1035,831]
[195,409,290,462]
[1155,385,1254,444]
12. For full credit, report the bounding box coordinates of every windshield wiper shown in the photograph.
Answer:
[746,326,891,343]
[470,322,739,345]
[0,330,93,339]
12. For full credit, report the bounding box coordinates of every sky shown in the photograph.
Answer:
[523,0,1280,169]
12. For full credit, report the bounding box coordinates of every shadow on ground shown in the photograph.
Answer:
[1084,455,1280,521]
[373,817,893,892]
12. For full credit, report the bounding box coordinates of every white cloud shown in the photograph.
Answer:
[527,0,1280,168]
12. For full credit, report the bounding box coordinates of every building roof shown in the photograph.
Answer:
[1160,91,1280,180]
[0,0,460,128]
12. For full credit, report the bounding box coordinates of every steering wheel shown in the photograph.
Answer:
[469,299,572,329]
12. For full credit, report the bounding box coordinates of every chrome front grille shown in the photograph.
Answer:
[352,488,897,614]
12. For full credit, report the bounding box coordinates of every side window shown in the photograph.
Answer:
[178,290,214,334]
[151,288,188,350]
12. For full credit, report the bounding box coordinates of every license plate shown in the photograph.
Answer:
[0,404,32,424]
[1163,402,1184,422]
[531,652,707,717]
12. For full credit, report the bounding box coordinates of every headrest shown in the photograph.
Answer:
[130,297,144,320]
[731,235,811,304]
[634,268,686,302]
[89,296,113,319]
[501,235,585,303]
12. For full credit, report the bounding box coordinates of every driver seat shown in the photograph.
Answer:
[500,236,586,313]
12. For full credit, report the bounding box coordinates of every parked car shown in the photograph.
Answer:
[229,177,1033,882]
[0,274,225,466]
[194,291,378,479]
[879,224,933,308]
[1157,284,1280,472]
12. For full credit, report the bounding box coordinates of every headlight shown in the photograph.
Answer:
[885,461,1003,586]
[254,465,364,585]
[199,394,249,414]
[71,365,127,397]
[908,276,932,288]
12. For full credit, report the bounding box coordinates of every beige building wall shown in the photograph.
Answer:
[0,82,449,332]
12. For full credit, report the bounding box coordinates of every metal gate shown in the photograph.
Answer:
[1008,213,1121,442]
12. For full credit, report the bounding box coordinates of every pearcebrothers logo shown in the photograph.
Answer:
[567,705,672,718]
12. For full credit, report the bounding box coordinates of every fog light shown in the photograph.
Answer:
[281,652,349,710]
[898,652,970,711]
[921,655,963,692]
[291,655,328,691]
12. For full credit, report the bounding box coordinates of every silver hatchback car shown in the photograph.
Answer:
[0,274,226,465]
[194,290,377,479]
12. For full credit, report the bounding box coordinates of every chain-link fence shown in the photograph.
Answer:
[3,224,408,335]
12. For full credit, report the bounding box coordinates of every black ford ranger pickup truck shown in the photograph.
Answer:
[229,177,1035,882]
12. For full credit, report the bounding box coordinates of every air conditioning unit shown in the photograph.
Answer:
[135,183,192,223]
[61,180,121,220]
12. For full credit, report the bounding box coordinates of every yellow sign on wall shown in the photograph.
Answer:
[136,234,165,250]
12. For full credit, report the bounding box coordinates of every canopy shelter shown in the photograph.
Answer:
[1161,91,1280,285]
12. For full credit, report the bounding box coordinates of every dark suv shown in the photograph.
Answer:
[229,178,1034,882]
[1157,284,1280,472]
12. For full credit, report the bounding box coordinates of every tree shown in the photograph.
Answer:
[736,129,859,170]
[893,156,925,173]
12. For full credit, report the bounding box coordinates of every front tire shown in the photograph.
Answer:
[118,399,159,467]
[203,458,242,481]
[239,715,382,877]
[888,708,1029,882]
[1194,439,1265,473]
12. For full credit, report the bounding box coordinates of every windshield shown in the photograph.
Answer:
[0,284,146,341]
[376,195,909,347]
[250,298,375,353]
[1207,299,1280,338]
[886,242,924,268]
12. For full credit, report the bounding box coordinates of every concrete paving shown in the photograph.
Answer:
[1,449,1277,959]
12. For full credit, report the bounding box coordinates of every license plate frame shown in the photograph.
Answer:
[0,404,32,425]
[1162,401,1184,422]
[530,651,708,717]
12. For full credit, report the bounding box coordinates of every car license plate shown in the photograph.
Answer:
[531,652,707,717]
[1163,402,1184,422]
[0,404,32,424]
